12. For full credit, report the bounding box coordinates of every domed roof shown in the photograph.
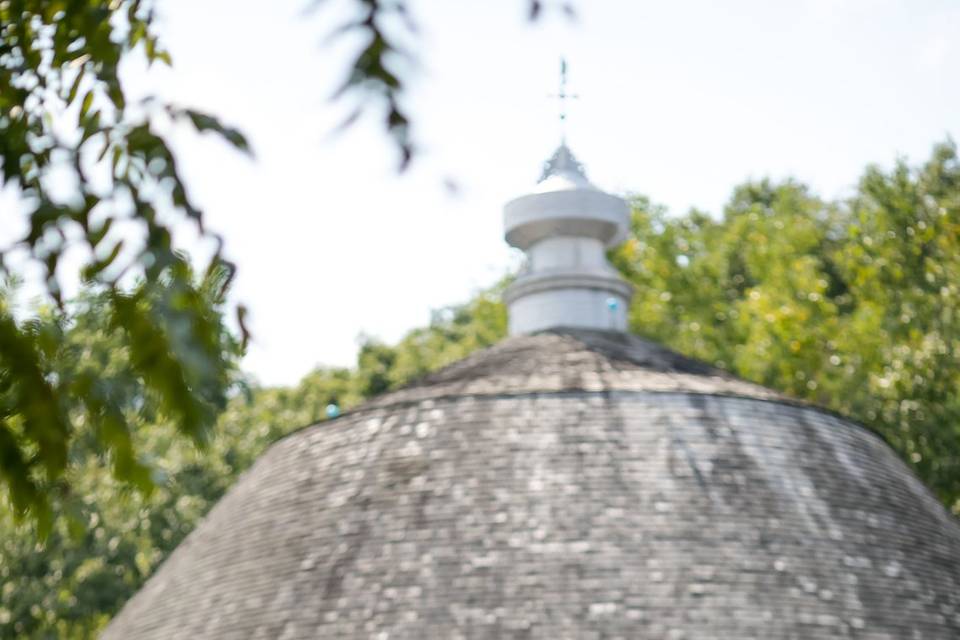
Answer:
[103,329,960,639]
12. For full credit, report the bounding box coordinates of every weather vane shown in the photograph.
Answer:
[549,57,578,145]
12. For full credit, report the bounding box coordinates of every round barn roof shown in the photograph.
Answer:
[103,328,960,639]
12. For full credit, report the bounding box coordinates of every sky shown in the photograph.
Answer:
[5,0,960,386]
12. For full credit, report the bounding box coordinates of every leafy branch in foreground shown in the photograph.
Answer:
[0,0,248,531]
[319,0,574,169]
[0,274,242,638]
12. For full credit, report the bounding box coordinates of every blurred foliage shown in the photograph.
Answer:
[355,281,508,396]
[0,0,249,530]
[611,140,960,514]
[0,272,244,638]
[320,0,573,168]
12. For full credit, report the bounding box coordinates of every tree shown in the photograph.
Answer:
[355,280,508,392]
[0,0,250,530]
[611,140,960,514]
[0,279,242,638]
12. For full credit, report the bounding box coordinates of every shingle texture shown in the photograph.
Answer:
[103,329,960,639]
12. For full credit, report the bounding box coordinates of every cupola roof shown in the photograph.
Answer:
[535,143,594,192]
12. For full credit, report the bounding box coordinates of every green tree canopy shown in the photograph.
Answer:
[611,140,960,513]
[0,0,251,530]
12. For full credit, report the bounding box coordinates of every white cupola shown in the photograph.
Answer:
[503,144,632,335]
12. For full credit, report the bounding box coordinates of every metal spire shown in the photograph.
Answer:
[549,57,578,144]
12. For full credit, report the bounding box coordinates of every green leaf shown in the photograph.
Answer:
[183,109,251,154]
[80,89,94,118]
[67,68,85,105]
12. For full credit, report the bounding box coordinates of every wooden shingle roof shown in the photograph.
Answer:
[103,329,960,639]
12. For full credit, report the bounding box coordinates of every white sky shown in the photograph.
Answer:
[4,0,960,386]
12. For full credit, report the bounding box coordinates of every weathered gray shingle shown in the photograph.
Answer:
[103,329,960,639]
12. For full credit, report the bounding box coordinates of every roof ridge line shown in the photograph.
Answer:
[275,386,894,454]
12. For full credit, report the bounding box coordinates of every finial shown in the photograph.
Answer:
[549,57,578,145]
